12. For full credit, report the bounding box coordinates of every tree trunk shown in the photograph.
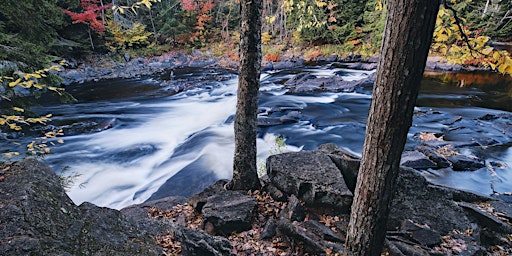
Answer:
[227,0,263,191]
[346,1,440,255]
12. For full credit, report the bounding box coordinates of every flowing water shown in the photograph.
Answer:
[1,65,511,209]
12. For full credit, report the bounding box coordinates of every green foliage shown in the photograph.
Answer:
[361,0,386,51]
[106,22,153,52]
[0,0,69,69]
[286,0,365,44]
[58,166,86,192]
[449,0,512,41]
[257,136,288,178]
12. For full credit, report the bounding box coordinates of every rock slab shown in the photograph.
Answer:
[266,151,353,211]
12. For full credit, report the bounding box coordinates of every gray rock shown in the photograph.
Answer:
[400,151,438,169]
[174,228,234,256]
[121,196,187,234]
[400,219,441,246]
[281,194,306,222]
[201,190,257,235]
[389,167,473,234]
[415,146,451,168]
[266,151,353,211]
[0,159,161,255]
[447,154,485,170]
[260,217,277,240]
[300,220,345,243]
[188,179,228,212]
[315,143,360,192]
[277,218,345,255]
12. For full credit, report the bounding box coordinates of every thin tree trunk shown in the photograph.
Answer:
[345,1,440,255]
[87,27,95,50]
[227,0,263,191]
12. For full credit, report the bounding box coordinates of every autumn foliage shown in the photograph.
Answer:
[62,0,111,33]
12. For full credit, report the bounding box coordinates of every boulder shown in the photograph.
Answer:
[0,159,161,255]
[266,151,353,211]
[315,143,360,192]
[388,167,473,234]
[201,190,257,235]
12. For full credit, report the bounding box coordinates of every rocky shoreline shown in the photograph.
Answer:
[54,50,475,86]
[1,142,511,255]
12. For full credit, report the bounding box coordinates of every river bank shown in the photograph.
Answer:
[55,50,479,86]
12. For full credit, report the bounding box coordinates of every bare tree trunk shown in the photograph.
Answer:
[227,0,263,191]
[346,1,440,255]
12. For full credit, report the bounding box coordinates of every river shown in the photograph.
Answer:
[1,64,511,209]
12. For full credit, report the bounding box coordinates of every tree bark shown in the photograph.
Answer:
[346,1,440,255]
[227,0,263,191]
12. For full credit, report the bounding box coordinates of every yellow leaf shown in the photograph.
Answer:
[57,139,64,144]
[12,107,24,113]
[481,47,493,55]
[498,63,508,74]
[9,78,21,87]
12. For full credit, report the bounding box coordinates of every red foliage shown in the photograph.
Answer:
[180,0,197,11]
[63,0,111,33]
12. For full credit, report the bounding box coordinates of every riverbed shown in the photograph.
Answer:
[1,64,511,209]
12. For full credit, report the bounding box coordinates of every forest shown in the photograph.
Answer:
[1,0,512,72]
[1,1,512,255]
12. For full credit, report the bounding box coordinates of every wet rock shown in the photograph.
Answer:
[266,151,353,211]
[478,114,499,121]
[415,146,451,168]
[400,219,441,246]
[447,154,485,171]
[442,115,463,125]
[473,137,500,147]
[201,190,257,235]
[0,159,161,255]
[400,151,438,170]
[174,228,234,256]
[284,72,317,86]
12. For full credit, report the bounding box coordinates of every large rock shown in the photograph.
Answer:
[389,167,473,234]
[0,159,162,255]
[201,190,257,235]
[266,151,353,211]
